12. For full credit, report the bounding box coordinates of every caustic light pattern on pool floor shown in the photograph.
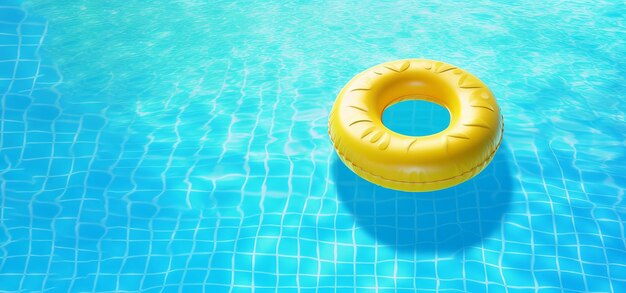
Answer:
[0,0,625,292]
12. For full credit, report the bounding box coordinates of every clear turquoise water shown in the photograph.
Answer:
[1,0,625,291]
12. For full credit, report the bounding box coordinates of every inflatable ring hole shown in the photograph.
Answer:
[382,97,451,137]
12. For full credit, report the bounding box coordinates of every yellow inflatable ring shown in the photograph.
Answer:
[329,59,503,192]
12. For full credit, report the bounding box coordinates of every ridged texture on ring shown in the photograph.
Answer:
[328,59,503,192]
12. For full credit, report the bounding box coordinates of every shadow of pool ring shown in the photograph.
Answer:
[328,59,504,192]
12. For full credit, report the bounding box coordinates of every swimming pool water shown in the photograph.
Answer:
[0,0,625,291]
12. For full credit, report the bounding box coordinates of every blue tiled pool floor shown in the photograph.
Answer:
[1,0,625,291]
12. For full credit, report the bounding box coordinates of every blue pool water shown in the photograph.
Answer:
[1,0,625,291]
